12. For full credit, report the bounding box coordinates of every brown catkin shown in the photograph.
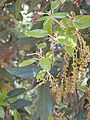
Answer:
[52,35,90,104]
[65,77,71,94]
[50,78,57,102]
[56,81,63,104]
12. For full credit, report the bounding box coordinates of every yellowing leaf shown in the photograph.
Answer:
[0,89,8,101]
[0,82,13,92]
[48,114,54,120]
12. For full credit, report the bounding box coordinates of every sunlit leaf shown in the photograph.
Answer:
[74,15,90,29]
[36,70,46,81]
[19,58,37,67]
[0,89,8,101]
[57,36,67,45]
[38,16,49,21]
[52,12,67,19]
[65,46,74,57]
[77,86,88,92]
[40,57,51,71]
[25,29,48,38]
[62,15,90,29]
[0,102,9,107]
[43,18,52,35]
[62,18,74,28]
[13,109,21,120]
[38,42,47,49]
[65,27,76,36]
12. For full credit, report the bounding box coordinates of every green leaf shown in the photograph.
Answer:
[11,99,31,109]
[43,18,52,35]
[0,107,5,119]
[8,88,26,98]
[46,51,54,65]
[0,89,7,101]
[36,83,53,120]
[51,0,60,10]
[0,102,9,107]
[46,51,53,59]
[13,109,21,120]
[57,27,65,36]
[66,38,76,47]
[36,70,46,81]
[58,36,74,46]
[38,16,49,21]
[18,37,37,46]
[0,68,13,82]
[65,46,74,57]
[57,36,67,45]
[52,12,67,19]
[65,27,76,36]
[15,0,22,18]
[40,57,51,71]
[25,29,48,38]
[6,65,40,79]
[38,42,47,49]
[19,58,37,67]
[62,15,90,29]
[77,86,88,92]
[74,15,90,29]
[62,18,74,28]
[57,36,76,57]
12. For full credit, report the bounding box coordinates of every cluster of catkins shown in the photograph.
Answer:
[50,37,90,105]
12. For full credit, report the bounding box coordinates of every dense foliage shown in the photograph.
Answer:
[0,0,90,120]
